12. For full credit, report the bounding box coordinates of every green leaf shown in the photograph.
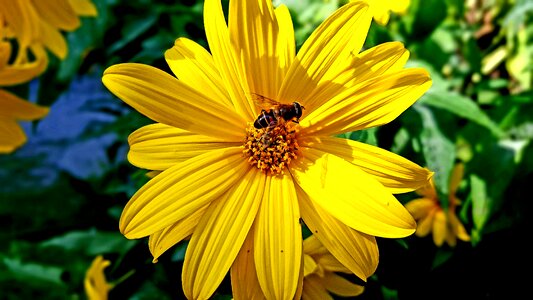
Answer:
[420,89,505,138]
[107,14,160,54]
[0,256,65,286]
[469,174,490,239]
[413,104,455,205]
[39,229,136,256]
[338,127,378,146]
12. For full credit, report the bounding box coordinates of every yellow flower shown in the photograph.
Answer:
[356,0,411,25]
[84,255,113,300]
[0,37,49,153]
[0,0,98,59]
[0,0,96,153]
[102,0,432,299]
[302,235,365,299]
[405,163,471,247]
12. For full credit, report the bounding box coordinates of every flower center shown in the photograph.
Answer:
[243,122,300,175]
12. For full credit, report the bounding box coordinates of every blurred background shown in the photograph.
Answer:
[1,0,532,299]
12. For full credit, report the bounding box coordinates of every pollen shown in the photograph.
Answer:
[243,122,300,175]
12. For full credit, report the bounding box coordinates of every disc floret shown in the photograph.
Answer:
[243,122,300,175]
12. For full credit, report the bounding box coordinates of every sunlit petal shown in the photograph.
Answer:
[254,174,301,300]
[301,68,432,136]
[229,0,285,99]
[292,148,416,238]
[204,0,254,120]
[183,169,265,299]
[302,136,431,193]
[128,123,238,171]
[231,228,266,300]
[299,187,378,280]
[165,38,233,110]
[148,205,208,263]
[279,2,372,113]
[102,63,246,141]
[119,147,249,238]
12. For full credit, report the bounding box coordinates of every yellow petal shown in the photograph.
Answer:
[1,0,40,48]
[449,211,470,242]
[405,198,436,220]
[148,204,207,263]
[299,189,378,280]
[389,0,411,14]
[229,0,286,100]
[84,256,112,300]
[128,123,239,171]
[303,254,318,277]
[323,272,365,297]
[32,0,81,31]
[341,41,410,86]
[204,0,254,120]
[102,63,245,141]
[164,38,233,110]
[291,148,416,238]
[231,229,266,300]
[432,210,446,247]
[0,89,49,120]
[275,5,295,81]
[119,146,249,238]
[183,168,265,300]
[301,136,431,193]
[302,276,334,300]
[449,163,464,195]
[39,18,68,59]
[301,68,432,136]
[0,45,48,86]
[0,117,26,153]
[414,208,435,238]
[372,7,391,26]
[314,253,351,274]
[278,2,372,113]
[254,174,302,300]
[68,0,98,16]
[303,235,328,256]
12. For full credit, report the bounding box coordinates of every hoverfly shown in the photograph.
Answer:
[251,93,305,129]
[251,93,305,150]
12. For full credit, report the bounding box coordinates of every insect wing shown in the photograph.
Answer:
[251,93,281,110]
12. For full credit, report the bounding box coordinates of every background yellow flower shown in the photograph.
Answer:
[406,163,471,247]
